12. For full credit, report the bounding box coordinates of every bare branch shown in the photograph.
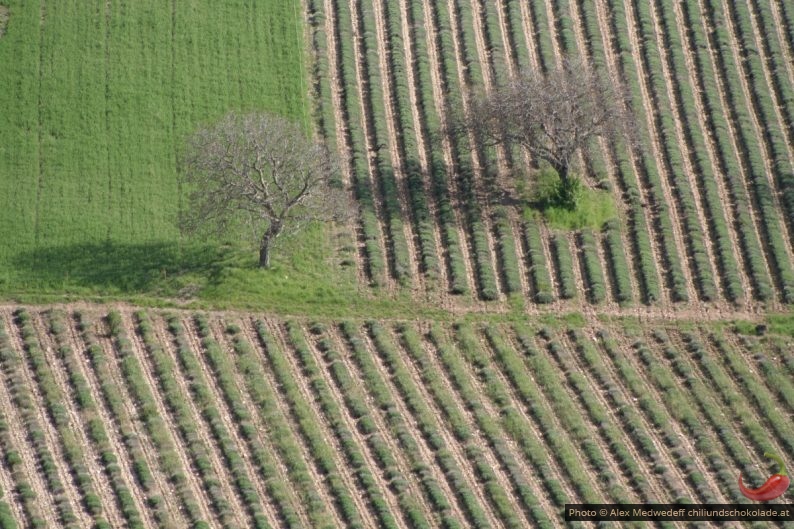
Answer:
[179,111,352,267]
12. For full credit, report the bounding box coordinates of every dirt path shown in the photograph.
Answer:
[2,312,94,528]
[32,312,129,529]
[767,0,794,88]
[593,0,670,306]
[119,311,249,529]
[356,324,508,529]
[255,318,377,529]
[302,325,424,529]
[71,311,217,529]
[171,315,285,529]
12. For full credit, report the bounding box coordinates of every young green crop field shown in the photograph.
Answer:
[0,0,328,307]
[1,0,794,527]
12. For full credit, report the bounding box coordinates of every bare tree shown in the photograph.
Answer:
[179,111,350,268]
[464,58,636,206]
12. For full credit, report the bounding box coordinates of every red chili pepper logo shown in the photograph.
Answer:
[738,452,790,501]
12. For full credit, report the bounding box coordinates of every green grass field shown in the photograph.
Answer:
[0,0,321,304]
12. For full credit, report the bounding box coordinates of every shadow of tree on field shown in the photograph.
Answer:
[13,240,230,294]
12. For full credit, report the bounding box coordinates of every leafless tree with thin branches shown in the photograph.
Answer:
[179,111,351,267]
[461,58,637,205]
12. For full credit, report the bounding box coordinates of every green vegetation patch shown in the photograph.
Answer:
[0,0,307,302]
[523,168,617,231]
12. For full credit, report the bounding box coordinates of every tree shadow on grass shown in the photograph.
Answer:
[12,240,232,295]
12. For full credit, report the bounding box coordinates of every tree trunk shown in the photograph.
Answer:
[258,221,282,268]
[259,243,271,268]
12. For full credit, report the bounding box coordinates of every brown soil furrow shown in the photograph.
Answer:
[355,325,508,529]
[554,331,671,505]
[589,330,717,504]
[715,0,794,263]
[610,332,735,504]
[767,0,794,87]
[344,0,398,291]
[368,0,426,290]
[320,0,370,288]
[0,312,59,527]
[302,325,427,529]
[568,233,590,307]
[418,0,482,303]
[236,318,348,529]
[693,0,782,303]
[393,325,556,526]
[593,0,670,306]
[208,318,316,529]
[516,0,540,69]
[649,0,725,302]
[396,0,452,302]
[480,329,598,504]
[696,332,792,463]
[171,316,285,529]
[457,0,508,298]
[97,314,237,529]
[0,354,59,529]
[578,329,703,506]
[668,0,754,301]
[258,319,379,529]
[118,311,250,529]
[69,311,218,528]
[2,312,94,528]
[416,328,565,525]
[623,0,699,303]
[494,0,517,75]
[741,0,794,161]
[540,0,563,62]
[0,451,26,527]
[31,312,129,529]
